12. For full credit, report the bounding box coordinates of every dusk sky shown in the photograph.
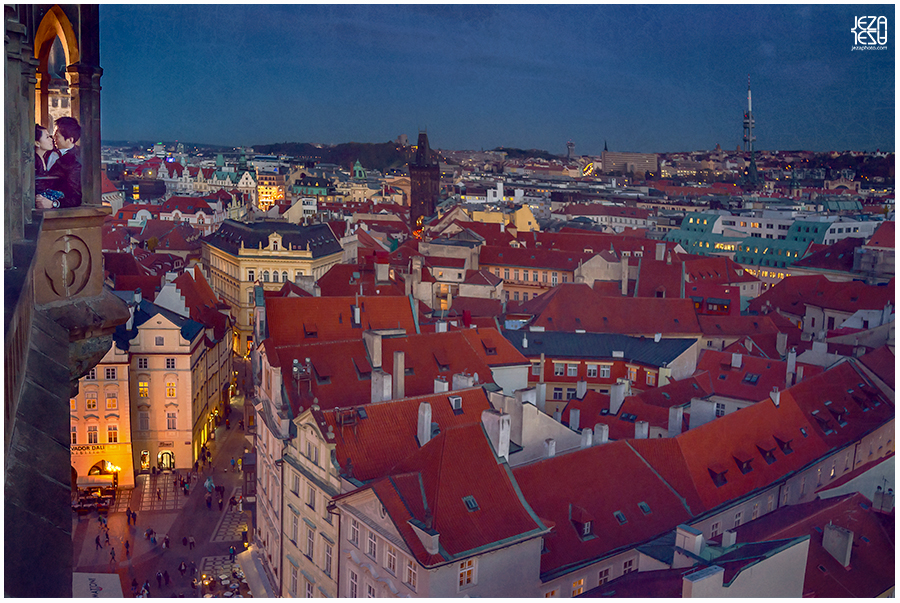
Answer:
[99,5,895,155]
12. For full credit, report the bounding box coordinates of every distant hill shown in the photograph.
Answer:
[253,141,411,173]
[492,147,560,161]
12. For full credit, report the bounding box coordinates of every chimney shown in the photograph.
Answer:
[620,255,629,295]
[721,530,737,548]
[452,372,475,390]
[134,288,143,304]
[539,353,546,384]
[610,381,628,415]
[796,365,804,382]
[434,375,449,393]
[770,387,780,407]
[436,320,447,333]
[668,406,684,437]
[776,331,788,357]
[658,366,672,387]
[375,261,389,283]
[786,347,797,387]
[535,383,547,414]
[543,438,556,458]
[731,353,742,369]
[392,350,405,399]
[522,332,528,349]
[595,423,609,444]
[569,408,581,431]
[822,523,853,568]
[635,420,649,439]
[553,410,562,423]
[481,409,510,462]
[654,332,662,343]
[371,368,392,403]
[417,402,433,447]
[675,524,704,556]
[873,486,895,513]
[682,567,724,597]
[576,380,587,399]
[363,331,383,368]
[581,428,593,449]
[351,304,361,325]
[656,242,666,261]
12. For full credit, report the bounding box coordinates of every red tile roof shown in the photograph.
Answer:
[264,295,416,349]
[479,245,593,272]
[792,237,865,272]
[733,493,894,598]
[698,314,781,338]
[865,220,894,249]
[523,284,702,336]
[748,275,894,316]
[513,440,696,578]
[695,349,824,402]
[161,196,214,215]
[316,264,406,297]
[320,387,491,483]
[340,422,546,566]
[856,345,895,389]
[561,391,672,441]
[173,268,230,340]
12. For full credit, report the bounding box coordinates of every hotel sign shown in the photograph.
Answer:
[72,444,122,455]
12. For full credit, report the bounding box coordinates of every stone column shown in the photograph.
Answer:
[4,7,39,268]
[66,61,103,206]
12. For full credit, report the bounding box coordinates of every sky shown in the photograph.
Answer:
[98,4,895,155]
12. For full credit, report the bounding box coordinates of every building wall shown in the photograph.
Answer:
[541,548,644,597]
[71,343,135,488]
[128,316,199,472]
[282,413,341,598]
[682,538,808,598]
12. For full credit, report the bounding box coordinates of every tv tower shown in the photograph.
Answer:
[742,76,759,187]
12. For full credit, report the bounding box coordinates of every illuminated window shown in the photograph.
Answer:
[572,578,584,596]
[85,392,98,411]
[405,560,417,591]
[106,393,118,410]
[70,398,77,411]
[71,426,77,444]
[627,366,638,382]
[646,372,656,386]
[458,559,476,589]
[386,545,396,574]
[166,382,176,398]
[350,519,359,545]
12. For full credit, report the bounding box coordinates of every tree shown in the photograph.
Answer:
[147,236,159,252]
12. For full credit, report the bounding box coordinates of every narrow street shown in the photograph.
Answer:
[72,379,254,597]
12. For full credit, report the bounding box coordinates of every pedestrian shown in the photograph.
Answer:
[229,545,236,562]
[239,419,244,431]
[126,506,132,526]
[226,418,230,429]
[188,535,196,550]
[124,540,130,557]
[95,535,102,550]
[182,535,188,547]
[179,561,187,576]
[164,570,170,586]
[110,547,116,563]
[218,497,224,511]
[228,496,236,510]
[131,578,138,596]
[206,493,212,509]
[132,510,138,526]
[237,458,242,471]
[156,488,162,500]
[105,531,110,546]
[231,457,236,471]
[189,560,197,577]
[156,571,163,588]
[150,532,157,545]
[164,535,170,549]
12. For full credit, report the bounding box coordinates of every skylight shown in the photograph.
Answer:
[462,496,479,512]
[613,511,627,525]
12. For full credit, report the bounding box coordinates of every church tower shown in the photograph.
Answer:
[408,131,440,235]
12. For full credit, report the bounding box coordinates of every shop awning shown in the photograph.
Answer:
[77,475,115,487]
[236,545,276,598]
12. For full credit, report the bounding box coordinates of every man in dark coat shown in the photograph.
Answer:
[35,116,82,209]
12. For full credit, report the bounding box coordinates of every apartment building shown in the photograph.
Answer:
[71,342,135,489]
[201,220,343,354]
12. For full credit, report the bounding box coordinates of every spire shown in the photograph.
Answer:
[604,140,608,152]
